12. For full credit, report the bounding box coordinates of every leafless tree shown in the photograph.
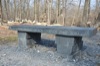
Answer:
[56,0,61,24]
[71,0,82,26]
[47,0,53,25]
[0,0,2,22]
[14,0,16,21]
[82,0,90,27]
[62,0,67,26]
[26,0,30,20]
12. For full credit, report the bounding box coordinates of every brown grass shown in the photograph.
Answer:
[0,26,17,42]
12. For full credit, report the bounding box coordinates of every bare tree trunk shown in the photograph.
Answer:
[43,0,47,14]
[0,0,3,24]
[95,0,99,19]
[0,0,1,19]
[4,0,9,22]
[47,0,52,25]
[34,0,40,22]
[95,0,100,25]
[26,0,30,20]
[78,0,82,22]
[71,0,81,26]
[34,0,36,21]
[14,0,16,21]
[56,0,60,24]
[95,0,100,19]
[23,0,26,19]
[9,0,13,21]
[19,0,22,21]
[43,0,48,22]
[82,0,90,27]
[34,0,38,22]
[7,0,10,20]
[62,0,67,26]
[47,0,50,25]
[71,7,77,26]
[37,0,40,22]
[0,0,2,23]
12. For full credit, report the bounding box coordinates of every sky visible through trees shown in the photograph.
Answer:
[29,0,95,9]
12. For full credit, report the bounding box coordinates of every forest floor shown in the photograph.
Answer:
[0,25,99,66]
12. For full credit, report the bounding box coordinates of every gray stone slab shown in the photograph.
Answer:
[9,25,97,37]
[56,35,83,58]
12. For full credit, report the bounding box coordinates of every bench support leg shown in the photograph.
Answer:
[18,31,41,49]
[56,35,83,58]
[18,31,27,49]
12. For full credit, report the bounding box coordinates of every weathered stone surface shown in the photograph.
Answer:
[9,25,97,37]
[18,31,27,49]
[56,35,83,58]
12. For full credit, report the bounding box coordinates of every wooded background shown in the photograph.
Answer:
[0,0,99,27]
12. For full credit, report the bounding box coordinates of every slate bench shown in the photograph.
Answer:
[9,25,97,58]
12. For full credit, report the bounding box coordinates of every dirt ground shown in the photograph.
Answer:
[0,26,99,66]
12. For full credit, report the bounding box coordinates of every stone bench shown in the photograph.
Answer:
[9,25,97,58]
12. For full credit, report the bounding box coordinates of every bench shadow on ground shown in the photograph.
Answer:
[37,38,86,50]
[37,38,57,48]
